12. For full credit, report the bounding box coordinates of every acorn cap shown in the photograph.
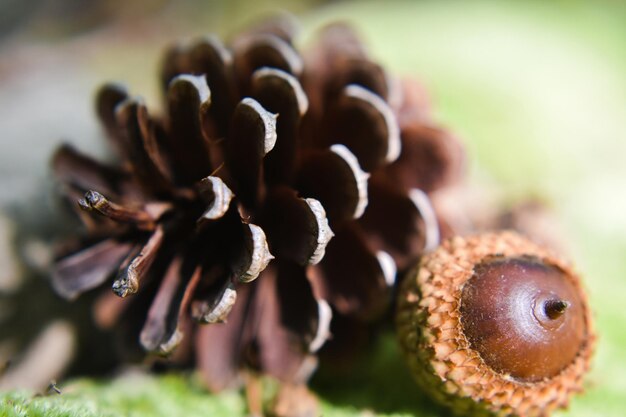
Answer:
[396,231,595,417]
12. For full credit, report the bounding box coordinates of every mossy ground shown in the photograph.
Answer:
[2,0,625,416]
[0,373,244,417]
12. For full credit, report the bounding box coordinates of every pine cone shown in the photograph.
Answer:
[51,17,464,391]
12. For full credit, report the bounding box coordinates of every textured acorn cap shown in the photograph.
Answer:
[396,231,595,417]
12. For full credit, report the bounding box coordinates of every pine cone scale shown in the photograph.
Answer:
[52,144,136,200]
[309,223,391,320]
[165,74,214,185]
[162,36,237,138]
[52,239,134,300]
[225,97,277,210]
[196,282,253,391]
[257,187,332,266]
[114,99,172,195]
[112,224,166,297]
[385,124,465,193]
[232,34,303,95]
[250,67,307,186]
[358,178,429,269]
[140,257,201,354]
[324,84,400,172]
[254,262,326,382]
[95,83,131,152]
[296,145,369,226]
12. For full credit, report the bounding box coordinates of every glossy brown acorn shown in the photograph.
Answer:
[396,231,594,417]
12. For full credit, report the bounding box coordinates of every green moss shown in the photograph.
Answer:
[0,374,245,417]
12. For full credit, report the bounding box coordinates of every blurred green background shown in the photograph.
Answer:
[0,0,625,416]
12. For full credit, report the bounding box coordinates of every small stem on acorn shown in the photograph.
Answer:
[544,299,570,320]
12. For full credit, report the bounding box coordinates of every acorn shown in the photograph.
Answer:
[396,231,594,417]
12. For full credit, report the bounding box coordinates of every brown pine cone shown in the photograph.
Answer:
[50,17,464,392]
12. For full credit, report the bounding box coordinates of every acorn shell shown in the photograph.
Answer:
[396,231,595,417]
